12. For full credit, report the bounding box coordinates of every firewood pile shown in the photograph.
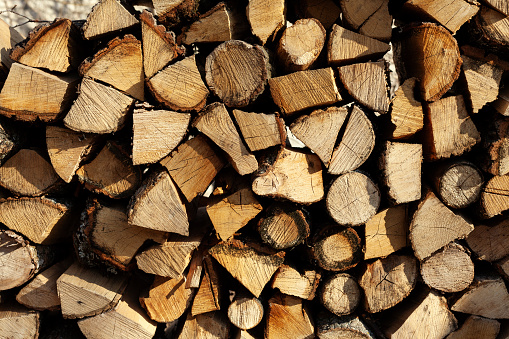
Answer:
[1,0,509,337]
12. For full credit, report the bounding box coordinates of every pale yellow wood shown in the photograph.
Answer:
[317,313,375,339]
[0,18,23,69]
[462,55,503,113]
[191,257,221,316]
[312,226,362,271]
[271,265,320,300]
[447,315,500,339]
[82,0,139,40]
[266,294,314,339]
[467,219,509,262]
[483,0,509,15]
[0,303,39,339]
[390,78,424,139]
[182,2,233,44]
[228,297,263,330]
[178,311,230,339]
[340,0,392,41]
[232,110,281,152]
[321,273,361,316]
[481,175,509,218]
[247,0,285,44]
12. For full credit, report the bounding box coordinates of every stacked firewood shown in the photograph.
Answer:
[1,0,509,337]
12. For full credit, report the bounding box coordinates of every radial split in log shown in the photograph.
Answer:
[232,109,283,152]
[339,0,392,41]
[320,273,361,316]
[247,0,285,45]
[467,219,509,262]
[82,0,139,40]
[447,315,500,339]
[479,174,509,218]
[390,78,424,139]
[265,293,314,339]
[228,296,264,330]
[271,265,320,300]
[311,226,362,271]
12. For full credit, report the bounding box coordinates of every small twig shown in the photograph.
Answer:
[0,5,50,28]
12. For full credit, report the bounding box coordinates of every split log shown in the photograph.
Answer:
[208,239,285,297]
[446,315,500,339]
[0,118,17,165]
[76,141,141,199]
[320,273,361,316]
[338,60,389,113]
[0,18,23,71]
[232,109,283,152]
[246,0,285,45]
[328,106,375,175]
[470,7,509,53]
[364,205,409,260]
[0,303,39,339]
[495,256,509,281]
[271,265,320,300]
[493,86,509,115]
[132,103,190,165]
[467,219,509,262]
[186,249,205,289]
[269,67,341,116]
[479,174,509,218]
[290,106,347,168]
[379,141,422,204]
[296,0,341,29]
[10,18,83,73]
[191,256,221,316]
[423,95,480,160]
[326,171,380,226]
[0,63,79,122]
[205,40,270,107]
[316,313,376,339]
[277,18,325,72]
[420,243,474,293]
[160,134,226,202]
[311,226,362,271]
[57,262,128,319]
[178,311,230,339]
[235,329,256,339]
[482,117,509,176]
[82,0,139,40]
[128,168,189,235]
[482,0,509,15]
[147,55,209,112]
[63,77,135,134]
[339,0,392,41]
[359,254,418,313]
[252,147,324,204]
[228,296,264,330]
[0,148,62,196]
[152,0,199,27]
[265,293,314,339]
[409,190,474,261]
[389,78,424,139]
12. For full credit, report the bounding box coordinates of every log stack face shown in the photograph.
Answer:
[2,0,509,338]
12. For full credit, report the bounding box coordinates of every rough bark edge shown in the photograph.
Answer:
[311,226,362,271]
[139,10,185,61]
[157,0,200,28]
[81,0,139,40]
[146,77,208,112]
[209,238,286,263]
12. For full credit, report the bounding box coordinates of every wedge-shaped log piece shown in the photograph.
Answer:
[410,190,474,261]
[316,313,376,339]
[132,104,190,165]
[397,23,462,101]
[148,55,208,112]
[191,256,221,316]
[46,126,100,183]
[471,7,509,49]
[80,35,144,101]
[128,169,189,235]
[482,0,509,15]
[338,61,389,112]
[271,265,320,300]
[140,10,183,78]
[328,24,390,66]
[423,95,480,160]
[480,174,509,218]
[451,274,509,319]
[178,311,230,339]
[364,205,409,260]
[232,109,282,152]
[57,262,128,319]
[269,68,341,116]
[379,141,422,204]
[0,197,72,245]
[228,296,264,330]
[290,106,347,168]
[161,134,225,202]
[153,0,200,27]
[339,0,392,41]
[390,78,424,139]
[10,18,83,72]
[447,315,500,339]
[320,273,361,316]
[82,0,139,40]
[482,117,509,176]
[0,63,79,122]
[297,0,341,29]
[76,141,141,199]
[467,219,509,262]
[329,106,375,175]
[140,275,194,323]
[252,148,323,204]
[206,40,269,107]
[0,303,39,339]
[265,293,314,339]
[0,18,23,70]
[209,239,284,297]
[0,149,61,196]
[326,171,380,226]
[247,0,285,44]
[311,226,362,271]
[194,103,258,176]
[181,2,237,44]
[462,55,503,113]
[64,77,135,134]
[495,256,509,281]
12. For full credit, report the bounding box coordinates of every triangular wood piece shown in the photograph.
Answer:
[208,239,285,297]
[128,169,189,235]
[390,78,424,139]
[10,18,83,73]
[265,294,315,338]
[82,0,139,40]
[447,315,500,339]
[246,0,285,44]
[328,24,390,65]
[232,109,282,152]
[64,77,135,134]
[339,0,392,41]
[462,55,503,113]
[290,106,347,167]
[80,35,143,100]
[140,10,183,78]
[0,303,40,339]
[132,103,190,165]
[191,256,221,316]
[483,0,509,16]
[467,219,509,262]
[0,63,79,122]
[152,0,200,27]
[480,174,509,218]
[181,2,235,44]
[0,18,23,70]
[178,311,230,338]
[271,265,320,300]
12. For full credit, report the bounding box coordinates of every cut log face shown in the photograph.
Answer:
[0,18,23,70]
[423,95,480,160]
[191,256,221,316]
[271,265,320,300]
[181,2,234,44]
[161,134,225,202]
[316,313,375,339]
[128,169,189,235]
[57,262,127,319]
[208,239,285,297]
[409,191,474,261]
[148,55,209,112]
[76,141,141,199]
[0,149,61,196]
[312,226,362,271]
[462,55,503,113]
[265,293,315,339]
[178,311,230,339]
[297,0,341,29]
[359,254,418,313]
[247,0,285,44]
[252,147,324,204]
[483,0,509,16]
[132,105,190,165]
[228,297,264,330]
[326,171,380,226]
[390,78,424,139]
[467,219,509,262]
[328,24,390,66]
[480,174,509,218]
[446,315,500,339]
[320,273,361,316]
[82,0,139,40]
[473,7,509,48]
[0,63,79,122]
[0,303,39,339]
[205,40,269,107]
[338,61,389,113]
[232,109,282,152]
[269,67,341,116]
[339,0,392,41]
[364,205,409,260]
[64,77,135,134]
[290,106,348,168]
